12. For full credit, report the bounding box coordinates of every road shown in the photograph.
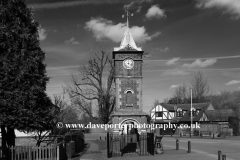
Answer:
[85,134,240,160]
[162,137,240,160]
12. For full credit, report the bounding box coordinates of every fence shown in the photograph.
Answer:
[0,146,58,160]
[0,131,85,160]
[0,138,83,160]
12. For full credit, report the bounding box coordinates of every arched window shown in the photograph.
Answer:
[124,89,134,107]
[190,107,197,117]
[126,91,133,106]
[177,108,183,117]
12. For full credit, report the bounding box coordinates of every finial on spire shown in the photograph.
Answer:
[122,5,133,28]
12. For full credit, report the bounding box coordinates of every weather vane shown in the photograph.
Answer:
[122,5,133,28]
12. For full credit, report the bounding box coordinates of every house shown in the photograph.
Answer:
[150,103,240,136]
[150,103,214,123]
[149,103,216,135]
[205,109,239,136]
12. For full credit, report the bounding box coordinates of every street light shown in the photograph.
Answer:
[190,88,193,138]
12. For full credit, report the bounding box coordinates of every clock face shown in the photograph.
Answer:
[123,59,134,69]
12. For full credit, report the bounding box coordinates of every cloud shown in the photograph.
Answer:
[136,6,142,13]
[64,37,80,45]
[124,2,134,9]
[160,47,170,52]
[182,58,217,68]
[30,1,88,9]
[85,17,160,44]
[124,0,152,13]
[196,0,240,19]
[151,47,169,54]
[166,57,180,65]
[225,80,240,85]
[162,69,190,76]
[47,65,79,70]
[30,0,152,10]
[38,26,47,41]
[170,84,180,89]
[146,5,166,19]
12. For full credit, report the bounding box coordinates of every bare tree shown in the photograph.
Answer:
[71,97,93,121]
[153,99,160,107]
[173,84,188,104]
[31,94,79,146]
[190,71,210,103]
[32,130,52,147]
[66,51,115,124]
[163,98,169,104]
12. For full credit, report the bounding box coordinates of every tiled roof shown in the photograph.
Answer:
[150,103,212,112]
[111,110,148,116]
[205,109,238,121]
[179,109,203,122]
[114,27,142,51]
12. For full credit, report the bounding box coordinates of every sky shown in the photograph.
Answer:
[26,0,240,113]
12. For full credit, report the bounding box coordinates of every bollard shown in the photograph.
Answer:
[212,133,214,139]
[180,132,182,137]
[218,151,222,160]
[100,136,101,140]
[176,139,179,150]
[187,141,191,153]
[107,133,110,158]
[222,155,226,160]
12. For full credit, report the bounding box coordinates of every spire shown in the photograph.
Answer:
[114,6,141,51]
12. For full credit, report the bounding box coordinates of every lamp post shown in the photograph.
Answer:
[174,105,178,135]
[174,105,177,117]
[190,88,193,138]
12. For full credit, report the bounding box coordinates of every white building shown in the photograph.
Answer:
[150,103,214,123]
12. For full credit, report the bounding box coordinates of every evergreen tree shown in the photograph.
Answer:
[0,0,57,150]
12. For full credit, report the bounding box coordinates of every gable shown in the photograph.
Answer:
[199,112,209,121]
[206,104,214,111]
[150,105,169,112]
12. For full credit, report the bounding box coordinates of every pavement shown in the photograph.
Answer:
[74,140,220,160]
[73,141,101,160]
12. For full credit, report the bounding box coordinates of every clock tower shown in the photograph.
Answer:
[110,8,148,134]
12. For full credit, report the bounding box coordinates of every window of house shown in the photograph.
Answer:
[196,109,200,114]
[189,108,197,117]
[126,91,133,106]
[183,110,187,115]
[177,111,183,117]
[192,111,197,116]
[155,112,163,117]
[177,108,183,117]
